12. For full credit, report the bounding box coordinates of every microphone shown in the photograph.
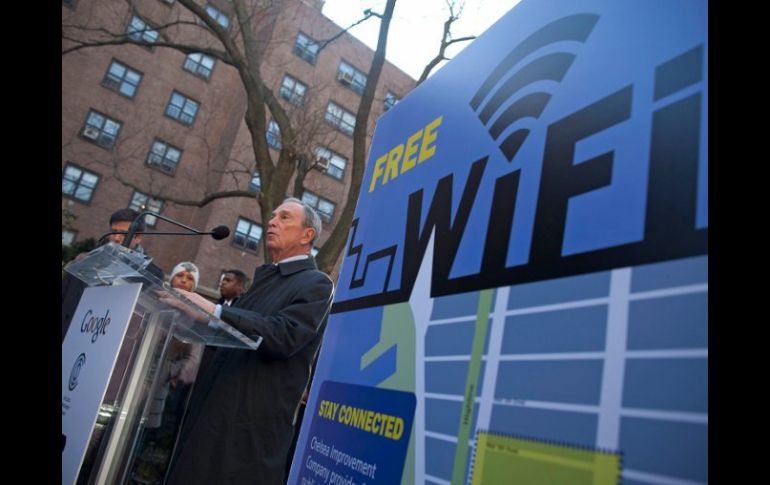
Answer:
[210,225,230,240]
[118,210,231,247]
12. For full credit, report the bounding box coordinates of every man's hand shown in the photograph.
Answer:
[174,289,218,314]
[157,288,215,322]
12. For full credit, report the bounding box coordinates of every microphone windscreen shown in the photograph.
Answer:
[211,225,231,240]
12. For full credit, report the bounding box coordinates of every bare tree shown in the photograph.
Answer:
[416,0,476,85]
[62,0,397,273]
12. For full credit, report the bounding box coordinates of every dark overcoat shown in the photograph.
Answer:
[167,257,334,484]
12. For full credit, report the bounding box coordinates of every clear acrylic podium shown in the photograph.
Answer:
[62,243,261,485]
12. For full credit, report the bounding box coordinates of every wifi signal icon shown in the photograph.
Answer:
[470,13,600,162]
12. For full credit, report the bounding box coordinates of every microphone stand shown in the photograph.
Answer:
[123,210,213,248]
[98,231,223,246]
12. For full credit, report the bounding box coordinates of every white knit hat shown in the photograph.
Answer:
[169,262,200,291]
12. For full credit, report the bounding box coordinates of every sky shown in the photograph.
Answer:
[320,0,523,80]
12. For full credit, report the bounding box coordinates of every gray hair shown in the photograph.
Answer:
[283,197,322,247]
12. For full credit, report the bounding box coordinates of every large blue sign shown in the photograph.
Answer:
[291,1,707,483]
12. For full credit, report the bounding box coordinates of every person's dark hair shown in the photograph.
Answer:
[224,269,249,288]
[110,208,146,233]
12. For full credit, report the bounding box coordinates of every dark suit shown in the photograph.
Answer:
[168,257,334,485]
[217,296,239,307]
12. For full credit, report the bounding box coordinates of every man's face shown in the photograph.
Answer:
[265,201,314,261]
[108,221,142,249]
[219,273,244,300]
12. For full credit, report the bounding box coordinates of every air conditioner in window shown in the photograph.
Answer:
[338,71,354,85]
[82,126,100,140]
[314,156,330,170]
[102,78,120,91]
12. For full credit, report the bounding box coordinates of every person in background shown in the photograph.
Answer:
[133,261,204,483]
[63,208,167,482]
[218,269,249,307]
[62,208,164,341]
[106,208,146,247]
[163,262,204,388]
[169,262,199,293]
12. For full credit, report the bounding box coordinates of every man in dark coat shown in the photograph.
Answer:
[165,198,334,484]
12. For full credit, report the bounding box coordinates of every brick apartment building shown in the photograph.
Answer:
[62,0,415,295]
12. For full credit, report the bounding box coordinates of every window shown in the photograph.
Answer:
[302,190,336,224]
[126,15,159,44]
[234,217,263,251]
[62,229,76,246]
[206,4,229,28]
[279,75,307,106]
[183,53,215,80]
[314,146,347,180]
[146,139,182,175]
[129,191,164,226]
[81,110,122,149]
[102,60,143,98]
[294,32,319,64]
[266,120,282,149]
[337,61,367,95]
[384,91,399,111]
[165,91,199,126]
[249,172,261,192]
[325,102,355,136]
[62,163,100,203]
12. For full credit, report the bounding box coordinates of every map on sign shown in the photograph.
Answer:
[289,0,707,484]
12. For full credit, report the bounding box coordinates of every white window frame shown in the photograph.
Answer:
[129,191,164,227]
[126,15,159,44]
[102,59,143,98]
[165,91,200,126]
[233,217,263,252]
[183,53,216,80]
[62,163,100,203]
[325,102,355,136]
[146,139,182,175]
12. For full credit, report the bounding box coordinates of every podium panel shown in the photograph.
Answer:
[62,243,261,485]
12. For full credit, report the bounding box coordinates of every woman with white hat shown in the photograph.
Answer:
[169,262,200,292]
[133,261,203,482]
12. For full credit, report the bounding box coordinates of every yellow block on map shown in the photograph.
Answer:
[471,432,621,485]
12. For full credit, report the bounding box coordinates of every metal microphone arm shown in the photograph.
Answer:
[123,210,208,248]
[99,230,219,246]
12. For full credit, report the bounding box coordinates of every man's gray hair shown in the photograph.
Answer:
[283,197,322,247]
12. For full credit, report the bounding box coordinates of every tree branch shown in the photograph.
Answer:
[416,0,476,85]
[62,35,235,65]
[446,35,476,46]
[317,10,378,52]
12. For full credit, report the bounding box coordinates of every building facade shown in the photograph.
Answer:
[62,0,415,295]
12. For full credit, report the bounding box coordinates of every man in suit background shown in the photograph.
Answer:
[217,269,249,307]
[62,208,164,341]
